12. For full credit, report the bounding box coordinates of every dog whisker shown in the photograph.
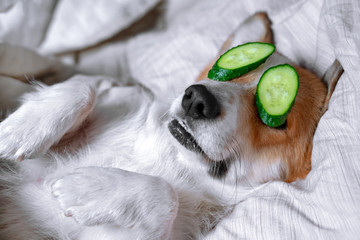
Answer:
[159,110,170,121]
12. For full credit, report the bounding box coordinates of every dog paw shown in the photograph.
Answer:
[0,78,96,161]
[51,167,120,226]
[0,101,52,161]
[51,167,179,230]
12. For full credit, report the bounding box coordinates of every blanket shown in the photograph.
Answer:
[1,0,359,239]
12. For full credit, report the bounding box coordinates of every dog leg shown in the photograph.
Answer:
[51,166,178,240]
[0,75,97,161]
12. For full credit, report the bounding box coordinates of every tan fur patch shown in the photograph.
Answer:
[237,66,327,182]
[196,12,332,182]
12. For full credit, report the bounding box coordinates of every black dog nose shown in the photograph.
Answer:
[181,85,221,119]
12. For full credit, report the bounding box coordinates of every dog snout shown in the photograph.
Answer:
[181,85,221,119]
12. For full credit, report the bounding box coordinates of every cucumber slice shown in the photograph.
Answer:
[255,64,299,127]
[208,42,275,81]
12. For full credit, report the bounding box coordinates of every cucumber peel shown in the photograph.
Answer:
[255,64,299,127]
[208,42,275,81]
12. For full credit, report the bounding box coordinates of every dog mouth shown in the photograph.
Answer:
[168,119,230,178]
[168,119,203,154]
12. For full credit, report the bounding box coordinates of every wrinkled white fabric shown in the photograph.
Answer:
[0,0,359,239]
[39,0,160,54]
[0,0,56,49]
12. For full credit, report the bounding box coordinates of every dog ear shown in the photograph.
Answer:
[196,12,274,82]
[252,12,274,45]
[321,59,343,114]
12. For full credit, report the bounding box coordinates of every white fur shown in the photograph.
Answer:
[0,50,296,239]
[0,51,294,239]
[0,74,240,240]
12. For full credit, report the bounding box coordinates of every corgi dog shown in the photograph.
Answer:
[0,13,341,240]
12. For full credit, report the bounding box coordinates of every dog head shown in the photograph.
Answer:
[168,51,328,183]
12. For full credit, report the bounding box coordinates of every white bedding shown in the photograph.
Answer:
[1,0,359,239]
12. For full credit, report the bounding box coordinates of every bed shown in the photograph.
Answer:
[0,0,359,239]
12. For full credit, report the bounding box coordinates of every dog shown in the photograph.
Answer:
[0,13,341,240]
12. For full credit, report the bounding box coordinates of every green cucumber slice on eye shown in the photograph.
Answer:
[208,42,275,81]
[255,64,299,128]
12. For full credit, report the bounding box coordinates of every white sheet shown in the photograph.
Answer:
[1,0,359,239]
